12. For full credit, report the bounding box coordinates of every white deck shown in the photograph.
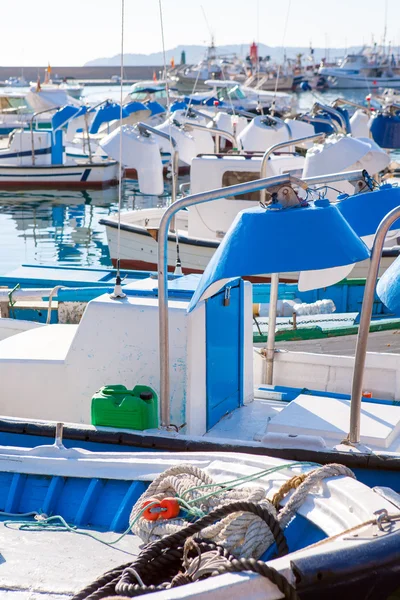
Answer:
[205,391,400,454]
[0,522,141,599]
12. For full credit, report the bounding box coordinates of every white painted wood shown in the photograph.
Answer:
[267,393,400,449]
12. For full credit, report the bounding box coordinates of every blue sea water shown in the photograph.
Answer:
[0,85,392,275]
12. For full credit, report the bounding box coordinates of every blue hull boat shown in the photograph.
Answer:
[0,440,399,599]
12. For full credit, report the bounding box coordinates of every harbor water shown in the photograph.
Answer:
[0,85,390,273]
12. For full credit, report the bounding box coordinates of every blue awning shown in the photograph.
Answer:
[188,200,370,312]
[377,254,400,316]
[337,184,400,237]
[145,101,166,116]
[123,101,150,115]
[52,105,85,130]
[89,103,130,133]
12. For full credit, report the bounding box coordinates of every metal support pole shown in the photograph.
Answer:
[183,122,239,152]
[312,101,348,132]
[265,272,280,384]
[348,205,400,444]
[299,114,341,134]
[158,169,364,428]
[259,133,325,205]
[30,106,60,166]
[331,97,372,117]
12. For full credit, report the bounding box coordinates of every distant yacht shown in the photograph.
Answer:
[319,46,400,89]
[4,76,28,87]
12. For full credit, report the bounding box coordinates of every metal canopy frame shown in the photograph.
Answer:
[157,169,365,428]
[348,204,400,444]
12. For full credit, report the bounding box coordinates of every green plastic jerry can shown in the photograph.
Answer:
[91,384,158,430]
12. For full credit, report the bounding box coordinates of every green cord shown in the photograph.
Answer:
[181,461,320,506]
[4,501,160,549]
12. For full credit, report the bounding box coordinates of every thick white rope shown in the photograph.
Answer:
[130,464,274,558]
[130,463,355,560]
[277,463,355,528]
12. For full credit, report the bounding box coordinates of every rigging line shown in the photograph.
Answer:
[158,0,181,274]
[116,0,125,276]
[273,0,292,103]
[158,0,173,177]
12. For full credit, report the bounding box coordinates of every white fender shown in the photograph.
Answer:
[238,116,289,152]
[155,120,198,165]
[100,125,164,195]
[349,109,371,138]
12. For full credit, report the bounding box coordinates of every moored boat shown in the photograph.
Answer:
[0,443,399,599]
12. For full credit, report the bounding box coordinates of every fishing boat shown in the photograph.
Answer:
[185,79,297,115]
[318,46,400,89]
[0,442,399,598]
[0,105,119,189]
[169,38,247,93]
[0,91,54,135]
[100,131,393,275]
[65,100,152,162]
[0,173,400,486]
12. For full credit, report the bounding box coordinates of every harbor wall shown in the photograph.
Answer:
[0,66,165,83]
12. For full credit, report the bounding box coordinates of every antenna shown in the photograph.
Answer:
[200,4,215,59]
[383,0,388,53]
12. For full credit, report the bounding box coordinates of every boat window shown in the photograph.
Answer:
[222,171,260,201]
[130,92,147,101]
[228,86,246,99]
[154,90,167,99]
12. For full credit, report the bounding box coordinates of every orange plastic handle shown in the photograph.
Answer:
[142,498,162,521]
[159,497,180,520]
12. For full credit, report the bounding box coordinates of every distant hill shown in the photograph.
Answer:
[84,43,359,67]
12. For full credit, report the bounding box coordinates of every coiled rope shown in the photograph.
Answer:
[72,462,355,600]
[130,462,354,557]
[72,503,294,600]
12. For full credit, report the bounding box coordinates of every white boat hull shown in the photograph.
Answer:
[0,161,119,188]
[101,209,398,279]
[325,75,400,89]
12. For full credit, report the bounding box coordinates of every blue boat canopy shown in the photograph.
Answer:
[89,102,130,134]
[52,105,86,130]
[377,255,400,316]
[188,201,370,311]
[337,184,400,237]
[145,101,166,116]
[123,101,150,115]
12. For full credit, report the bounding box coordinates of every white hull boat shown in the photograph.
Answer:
[101,134,395,278]
[101,205,398,279]
[0,161,119,189]
[0,108,119,188]
[324,74,400,89]
[319,47,400,90]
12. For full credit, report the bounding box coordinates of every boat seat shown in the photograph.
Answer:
[0,324,78,362]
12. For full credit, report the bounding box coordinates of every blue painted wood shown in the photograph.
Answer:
[42,476,65,515]
[110,481,147,531]
[19,474,51,514]
[75,478,104,526]
[5,473,27,513]
[261,513,326,560]
[206,282,241,430]
[252,281,390,316]
[0,470,148,531]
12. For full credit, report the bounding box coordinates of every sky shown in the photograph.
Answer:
[1,0,400,66]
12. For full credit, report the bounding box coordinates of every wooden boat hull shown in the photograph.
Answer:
[0,444,398,600]
[0,161,119,189]
[101,212,400,281]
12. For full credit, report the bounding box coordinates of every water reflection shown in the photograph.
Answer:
[0,180,171,273]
